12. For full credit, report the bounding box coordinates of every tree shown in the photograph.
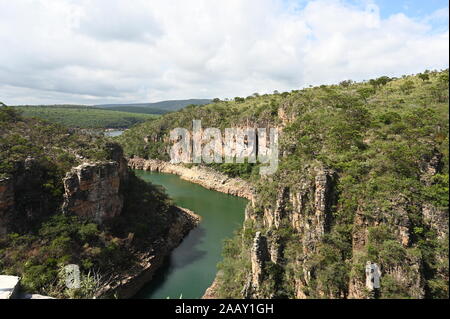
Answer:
[418,73,429,81]
[369,76,392,88]
[339,80,353,87]
[357,87,376,102]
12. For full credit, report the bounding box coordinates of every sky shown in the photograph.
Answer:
[0,0,448,105]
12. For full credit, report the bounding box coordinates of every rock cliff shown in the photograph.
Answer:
[246,160,447,299]
[62,162,124,223]
[207,157,448,299]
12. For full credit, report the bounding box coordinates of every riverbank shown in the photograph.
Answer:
[97,206,200,299]
[128,158,254,200]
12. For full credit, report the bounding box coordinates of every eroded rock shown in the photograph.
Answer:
[62,162,125,223]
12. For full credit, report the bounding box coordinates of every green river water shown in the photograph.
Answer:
[133,170,247,299]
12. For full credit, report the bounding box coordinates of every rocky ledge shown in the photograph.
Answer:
[202,274,221,299]
[128,158,254,200]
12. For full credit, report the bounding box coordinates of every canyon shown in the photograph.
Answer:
[128,157,254,200]
[127,156,448,299]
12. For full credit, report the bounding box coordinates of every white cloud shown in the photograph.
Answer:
[0,0,448,105]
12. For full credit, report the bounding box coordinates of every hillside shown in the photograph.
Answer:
[13,105,158,129]
[96,99,212,114]
[0,105,197,298]
[96,106,168,115]
[117,69,449,299]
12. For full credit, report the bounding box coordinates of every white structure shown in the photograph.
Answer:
[0,275,20,299]
[365,262,381,290]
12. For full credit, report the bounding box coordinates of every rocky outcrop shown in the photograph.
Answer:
[239,167,338,298]
[128,157,254,200]
[97,206,200,298]
[62,162,125,223]
[0,151,130,234]
[422,204,448,239]
[272,187,289,229]
[419,152,443,185]
[241,232,270,299]
[203,275,221,299]
[62,143,130,224]
[254,168,335,250]
[296,168,335,250]
[251,232,270,290]
[243,164,434,299]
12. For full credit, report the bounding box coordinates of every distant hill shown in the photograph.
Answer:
[96,99,212,114]
[95,106,168,115]
[13,105,158,129]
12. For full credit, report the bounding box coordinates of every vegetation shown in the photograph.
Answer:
[96,99,212,115]
[99,106,169,115]
[118,69,449,299]
[0,172,174,298]
[13,105,158,129]
[0,106,176,298]
[0,106,121,179]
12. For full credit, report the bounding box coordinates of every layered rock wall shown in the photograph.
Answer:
[62,162,124,223]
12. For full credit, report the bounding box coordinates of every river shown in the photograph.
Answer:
[133,170,247,299]
[104,130,124,137]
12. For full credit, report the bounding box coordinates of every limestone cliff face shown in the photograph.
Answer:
[0,145,130,232]
[61,143,130,223]
[250,232,270,290]
[422,203,448,240]
[348,196,426,298]
[241,231,283,299]
[62,162,124,223]
[128,157,254,200]
[269,168,336,298]
[242,159,447,299]
[250,167,335,246]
